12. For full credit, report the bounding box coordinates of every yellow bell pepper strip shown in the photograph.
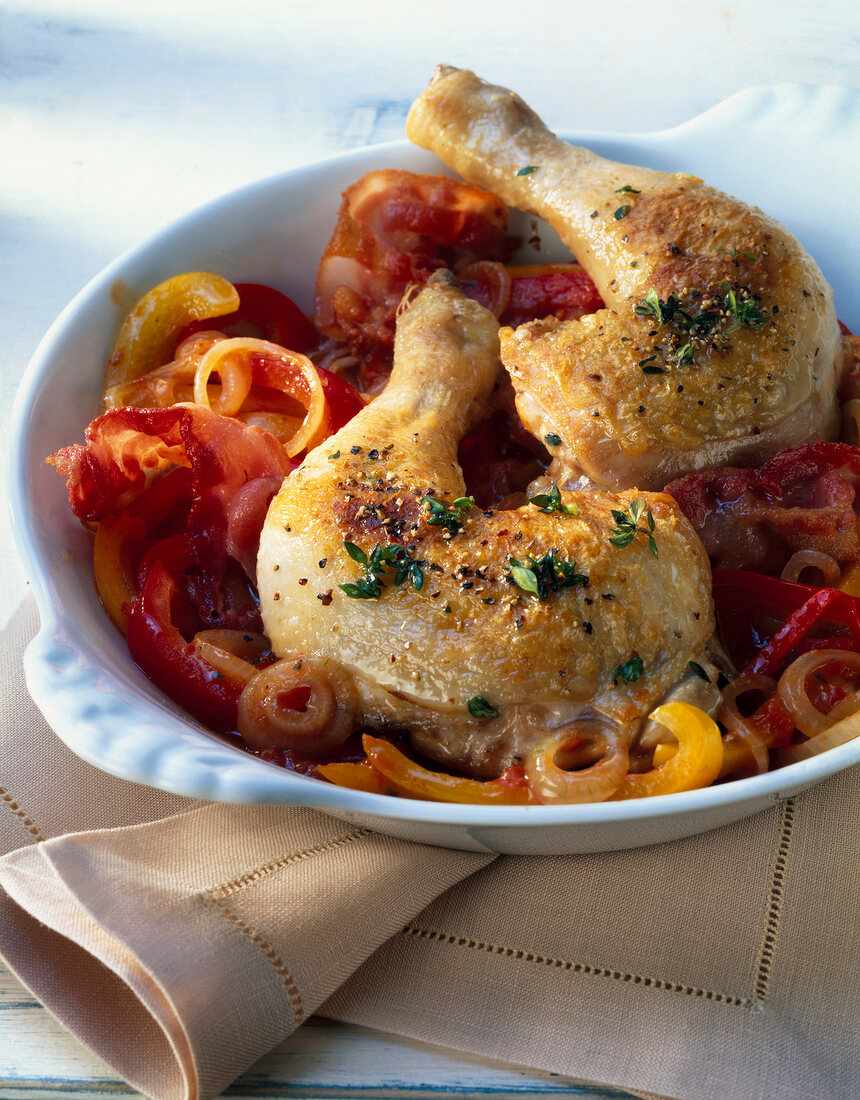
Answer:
[360,734,532,804]
[613,702,724,799]
[105,272,240,390]
[92,513,148,634]
[316,759,396,796]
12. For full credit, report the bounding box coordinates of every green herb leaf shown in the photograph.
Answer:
[339,580,380,599]
[716,246,756,260]
[509,551,587,600]
[612,656,645,684]
[528,482,578,515]
[642,364,667,375]
[676,343,695,365]
[614,205,630,220]
[468,695,499,719]
[327,450,340,461]
[509,562,540,595]
[688,660,710,682]
[723,286,768,330]
[608,499,659,558]
[615,184,641,194]
[421,494,473,534]
[341,540,425,600]
[343,541,368,565]
[517,165,539,176]
[634,287,663,325]
[545,432,562,446]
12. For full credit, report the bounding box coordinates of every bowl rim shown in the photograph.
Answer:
[10,83,860,827]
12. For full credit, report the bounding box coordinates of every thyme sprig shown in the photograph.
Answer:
[723,286,768,330]
[340,541,423,599]
[422,494,474,535]
[608,499,658,558]
[509,549,588,600]
[528,483,579,515]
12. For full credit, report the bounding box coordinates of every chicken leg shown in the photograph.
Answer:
[258,274,714,776]
[407,67,843,490]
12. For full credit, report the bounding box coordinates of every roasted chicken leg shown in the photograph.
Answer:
[258,275,714,776]
[407,67,843,490]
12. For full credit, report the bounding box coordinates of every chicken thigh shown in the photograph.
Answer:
[258,274,714,776]
[406,67,843,491]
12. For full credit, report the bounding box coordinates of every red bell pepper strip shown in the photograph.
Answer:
[712,569,860,678]
[127,561,244,732]
[316,366,367,432]
[745,588,860,677]
[178,283,318,353]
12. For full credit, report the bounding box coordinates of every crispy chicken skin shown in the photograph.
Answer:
[258,276,714,775]
[407,66,843,490]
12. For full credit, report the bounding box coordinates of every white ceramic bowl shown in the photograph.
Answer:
[10,85,860,855]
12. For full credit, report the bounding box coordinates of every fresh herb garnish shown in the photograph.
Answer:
[634,287,664,325]
[688,660,710,682]
[634,288,689,329]
[608,498,659,558]
[716,247,755,260]
[615,184,641,194]
[422,494,474,535]
[544,432,562,446]
[612,656,644,684]
[340,541,424,600]
[327,450,340,461]
[468,695,499,719]
[688,309,720,336]
[723,286,767,330]
[508,549,587,600]
[517,165,539,176]
[641,363,667,374]
[614,205,630,220]
[528,483,579,515]
[676,343,696,365]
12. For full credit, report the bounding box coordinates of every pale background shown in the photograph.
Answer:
[1,0,858,1094]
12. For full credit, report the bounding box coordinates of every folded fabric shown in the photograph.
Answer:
[2,599,858,1100]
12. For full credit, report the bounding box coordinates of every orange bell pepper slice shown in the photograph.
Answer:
[316,759,396,796]
[614,702,724,799]
[359,734,532,804]
[105,272,240,390]
[92,513,148,634]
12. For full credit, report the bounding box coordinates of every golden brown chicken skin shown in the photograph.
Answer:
[258,276,714,776]
[407,66,843,490]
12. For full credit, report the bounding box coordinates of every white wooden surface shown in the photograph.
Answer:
[1,1,857,1095]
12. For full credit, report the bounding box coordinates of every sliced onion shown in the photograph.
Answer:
[193,337,326,457]
[777,649,860,736]
[194,338,256,416]
[525,721,629,805]
[780,549,840,587]
[456,260,512,318]
[777,709,860,765]
[717,673,777,777]
[237,655,357,752]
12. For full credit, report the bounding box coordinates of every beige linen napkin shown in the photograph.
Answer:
[2,599,859,1100]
